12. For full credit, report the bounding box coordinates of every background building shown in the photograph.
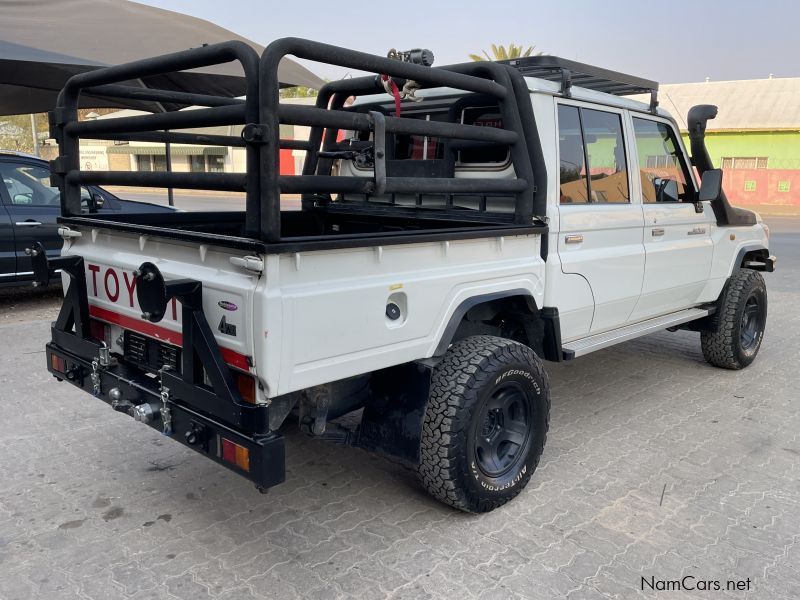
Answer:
[40,98,318,182]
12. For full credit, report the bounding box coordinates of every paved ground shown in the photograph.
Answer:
[0,217,798,599]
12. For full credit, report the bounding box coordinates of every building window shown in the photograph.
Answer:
[207,155,225,173]
[135,154,167,171]
[744,180,757,192]
[189,155,206,173]
[778,180,791,193]
[646,155,679,169]
[721,157,768,169]
[136,155,152,171]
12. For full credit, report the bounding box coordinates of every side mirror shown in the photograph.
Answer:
[91,192,105,209]
[13,193,32,205]
[699,168,723,202]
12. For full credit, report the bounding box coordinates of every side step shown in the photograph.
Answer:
[562,308,710,359]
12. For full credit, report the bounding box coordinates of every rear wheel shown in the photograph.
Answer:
[418,336,550,513]
[701,268,767,369]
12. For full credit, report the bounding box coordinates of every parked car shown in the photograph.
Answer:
[0,151,175,286]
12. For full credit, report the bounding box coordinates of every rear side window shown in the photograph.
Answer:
[558,105,589,203]
[459,106,508,165]
[558,105,630,204]
[350,104,509,167]
[632,118,695,203]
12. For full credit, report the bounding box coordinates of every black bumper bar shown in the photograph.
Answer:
[45,340,285,490]
[33,244,284,491]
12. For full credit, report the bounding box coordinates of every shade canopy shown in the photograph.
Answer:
[0,0,325,115]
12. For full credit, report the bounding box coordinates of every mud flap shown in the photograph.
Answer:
[356,362,432,466]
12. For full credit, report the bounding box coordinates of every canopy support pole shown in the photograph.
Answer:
[165,134,174,206]
[137,79,174,207]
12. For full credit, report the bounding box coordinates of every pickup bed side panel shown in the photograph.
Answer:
[258,235,545,397]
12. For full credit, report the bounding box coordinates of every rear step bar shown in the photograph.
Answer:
[562,308,711,359]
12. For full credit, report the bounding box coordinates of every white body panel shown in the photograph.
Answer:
[257,235,544,396]
[557,204,645,337]
[63,227,544,399]
[632,202,714,320]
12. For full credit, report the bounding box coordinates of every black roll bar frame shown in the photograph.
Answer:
[50,37,546,243]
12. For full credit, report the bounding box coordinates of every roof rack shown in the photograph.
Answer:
[502,55,659,113]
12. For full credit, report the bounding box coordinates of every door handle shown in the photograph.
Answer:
[651,228,665,237]
[564,234,584,244]
[15,220,42,227]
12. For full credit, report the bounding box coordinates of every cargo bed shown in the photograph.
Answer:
[59,205,545,254]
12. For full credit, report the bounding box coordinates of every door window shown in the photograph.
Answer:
[558,105,629,204]
[0,162,61,207]
[632,118,695,203]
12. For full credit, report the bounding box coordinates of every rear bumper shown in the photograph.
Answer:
[46,341,285,490]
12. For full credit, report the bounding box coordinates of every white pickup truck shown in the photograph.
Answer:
[35,39,774,513]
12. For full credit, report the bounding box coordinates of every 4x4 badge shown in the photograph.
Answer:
[218,316,237,336]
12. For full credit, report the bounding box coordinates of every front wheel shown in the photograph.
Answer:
[701,268,767,369]
[418,336,550,513]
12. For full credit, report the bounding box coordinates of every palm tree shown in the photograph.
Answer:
[469,44,543,62]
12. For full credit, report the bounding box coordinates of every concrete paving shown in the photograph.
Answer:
[0,218,798,599]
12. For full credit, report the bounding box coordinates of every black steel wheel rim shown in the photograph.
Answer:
[474,381,532,478]
[740,294,761,350]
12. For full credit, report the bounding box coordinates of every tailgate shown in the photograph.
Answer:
[63,226,260,375]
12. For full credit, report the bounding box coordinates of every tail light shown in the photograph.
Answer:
[51,354,67,373]
[220,437,250,471]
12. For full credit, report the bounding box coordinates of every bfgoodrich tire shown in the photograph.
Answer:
[701,268,767,370]
[418,335,550,513]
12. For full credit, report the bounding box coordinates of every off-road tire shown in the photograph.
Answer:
[418,335,550,513]
[701,268,767,370]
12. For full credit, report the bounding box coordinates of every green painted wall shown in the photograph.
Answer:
[680,130,800,170]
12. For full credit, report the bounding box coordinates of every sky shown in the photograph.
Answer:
[139,0,798,84]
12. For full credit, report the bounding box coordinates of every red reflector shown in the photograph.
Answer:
[51,354,67,373]
[221,438,236,463]
[220,437,250,472]
[89,319,107,343]
[235,372,256,404]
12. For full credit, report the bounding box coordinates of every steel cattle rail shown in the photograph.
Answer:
[50,37,546,243]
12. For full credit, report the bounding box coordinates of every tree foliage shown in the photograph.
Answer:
[469,44,543,62]
[279,86,319,99]
[0,108,120,154]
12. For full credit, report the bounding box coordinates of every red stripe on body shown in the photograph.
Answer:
[88,305,251,371]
